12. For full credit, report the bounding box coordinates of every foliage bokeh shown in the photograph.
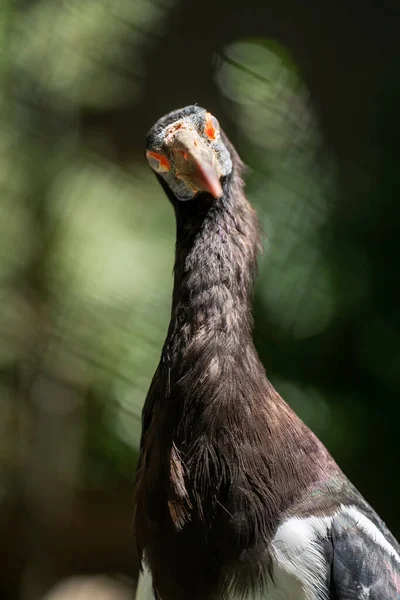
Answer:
[1,0,400,598]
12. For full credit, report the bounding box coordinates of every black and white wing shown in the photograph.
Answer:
[326,505,400,599]
[134,504,400,600]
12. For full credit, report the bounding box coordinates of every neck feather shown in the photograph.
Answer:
[168,169,262,373]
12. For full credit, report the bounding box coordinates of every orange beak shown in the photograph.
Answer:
[169,129,223,199]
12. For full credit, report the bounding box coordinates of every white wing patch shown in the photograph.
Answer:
[229,514,334,600]
[135,567,155,600]
[266,515,333,600]
[340,505,400,563]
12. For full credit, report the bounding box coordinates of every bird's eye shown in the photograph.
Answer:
[204,113,220,141]
[146,151,171,173]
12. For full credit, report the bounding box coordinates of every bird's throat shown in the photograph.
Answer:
[169,183,262,366]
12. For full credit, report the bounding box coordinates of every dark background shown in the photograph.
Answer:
[2,0,400,598]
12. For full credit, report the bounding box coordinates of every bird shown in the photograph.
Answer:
[133,105,400,600]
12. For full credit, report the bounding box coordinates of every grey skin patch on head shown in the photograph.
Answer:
[146,106,233,201]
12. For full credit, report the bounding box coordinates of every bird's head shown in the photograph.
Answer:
[145,105,233,202]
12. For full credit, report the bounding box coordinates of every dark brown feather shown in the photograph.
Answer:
[133,132,339,600]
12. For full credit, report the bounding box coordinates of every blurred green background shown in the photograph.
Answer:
[1,0,400,598]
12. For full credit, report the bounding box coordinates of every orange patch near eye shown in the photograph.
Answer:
[146,151,171,172]
[204,113,217,140]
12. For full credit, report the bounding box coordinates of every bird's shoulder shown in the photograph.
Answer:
[263,475,400,600]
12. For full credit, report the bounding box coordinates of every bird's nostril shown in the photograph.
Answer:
[178,150,189,160]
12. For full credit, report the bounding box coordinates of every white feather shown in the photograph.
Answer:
[258,514,333,600]
[135,567,155,600]
[340,505,400,563]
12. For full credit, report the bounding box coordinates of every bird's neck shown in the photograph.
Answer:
[136,171,336,600]
[167,175,262,379]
